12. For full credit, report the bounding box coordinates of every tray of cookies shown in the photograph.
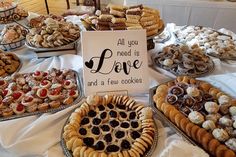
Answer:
[150,76,236,157]
[80,4,164,38]
[0,1,17,18]
[25,16,80,51]
[61,95,158,157]
[173,25,236,60]
[0,68,83,121]
[0,24,28,50]
[0,51,22,77]
[150,44,214,78]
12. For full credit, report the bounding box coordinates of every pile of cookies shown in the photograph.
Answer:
[0,7,28,24]
[153,76,236,156]
[0,69,80,117]
[26,17,80,48]
[63,95,156,157]
[0,51,20,77]
[81,4,164,37]
[152,44,214,76]
[174,26,236,59]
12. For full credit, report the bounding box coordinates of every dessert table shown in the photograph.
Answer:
[0,23,236,157]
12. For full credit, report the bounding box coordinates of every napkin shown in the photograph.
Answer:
[160,140,209,157]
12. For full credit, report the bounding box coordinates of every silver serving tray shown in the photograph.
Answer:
[150,52,215,78]
[206,52,236,61]
[25,38,80,52]
[149,86,212,157]
[60,102,158,157]
[0,71,84,121]
[147,25,165,40]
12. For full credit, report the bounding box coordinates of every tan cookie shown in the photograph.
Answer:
[224,149,235,157]
[79,146,87,157]
[110,5,127,11]
[140,15,155,22]
[110,9,125,18]
[11,60,20,68]
[122,150,129,157]
[146,28,158,37]
[208,139,221,156]
[190,125,200,142]
[215,145,228,157]
[0,60,5,66]
[174,113,185,127]
[196,128,208,143]
[126,15,141,20]
[179,118,190,132]
[84,147,95,157]
[4,65,16,74]
[145,24,159,31]
[66,136,78,150]
[209,87,220,98]
[202,133,213,150]
[163,104,175,118]
[73,146,83,157]
[185,123,195,137]
[72,138,83,152]
[141,21,156,27]
[126,18,139,24]
[133,141,146,152]
[0,68,6,76]
[136,138,148,148]
[199,82,212,92]
[6,52,19,61]
[126,26,143,30]
[99,14,113,22]
[169,109,179,122]
[111,17,126,24]
[132,144,144,155]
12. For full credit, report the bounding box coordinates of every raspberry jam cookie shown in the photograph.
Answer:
[63,95,156,157]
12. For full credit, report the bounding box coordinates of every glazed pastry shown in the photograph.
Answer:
[212,128,230,142]
[49,101,61,108]
[204,101,220,114]
[188,111,204,125]
[229,106,236,116]
[226,138,236,152]
[186,86,200,97]
[219,116,233,127]
[11,103,25,115]
[32,71,43,80]
[206,113,221,123]
[37,103,49,111]
[202,120,216,131]
[36,88,48,98]
[218,95,231,105]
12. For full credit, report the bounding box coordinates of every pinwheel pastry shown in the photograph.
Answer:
[26,17,80,48]
[0,69,80,118]
[152,44,214,77]
[63,95,155,157]
[153,76,236,156]
[174,26,236,59]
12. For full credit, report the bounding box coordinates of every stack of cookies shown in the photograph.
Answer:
[140,6,164,37]
[125,5,143,30]
[96,14,113,30]
[109,5,126,30]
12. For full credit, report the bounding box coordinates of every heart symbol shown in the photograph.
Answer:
[85,59,94,69]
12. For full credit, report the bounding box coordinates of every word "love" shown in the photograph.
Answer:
[85,49,142,75]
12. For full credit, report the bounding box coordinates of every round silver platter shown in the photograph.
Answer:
[60,102,159,157]
[147,25,165,40]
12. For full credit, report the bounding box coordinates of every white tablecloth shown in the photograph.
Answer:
[0,23,236,157]
[124,0,236,33]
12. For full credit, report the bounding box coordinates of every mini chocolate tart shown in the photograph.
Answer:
[166,94,178,105]
[78,127,88,136]
[120,139,131,150]
[107,103,114,110]
[98,105,106,111]
[169,85,184,97]
[104,133,113,143]
[101,124,111,135]
[182,95,196,107]
[99,111,108,122]
[88,110,97,117]
[109,110,118,118]
[117,103,126,110]
[94,140,106,151]
[119,111,128,121]
[130,120,141,131]
[129,111,137,120]
[91,126,101,137]
[92,118,102,126]
[180,106,191,116]
[106,144,120,153]
[115,130,126,139]
[80,117,90,126]
[130,131,141,140]
[109,119,120,128]
[120,121,130,130]
[83,137,95,147]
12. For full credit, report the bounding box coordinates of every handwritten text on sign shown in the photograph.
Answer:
[82,30,148,96]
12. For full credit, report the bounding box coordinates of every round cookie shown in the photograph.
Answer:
[223,149,235,157]
[163,104,175,118]
[180,118,190,132]
[185,123,195,137]
[4,64,16,73]
[0,68,6,76]
[196,128,208,144]
[208,139,221,156]
[191,125,200,142]
[169,109,179,123]
[215,145,228,157]
[174,113,185,127]
[202,133,213,150]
